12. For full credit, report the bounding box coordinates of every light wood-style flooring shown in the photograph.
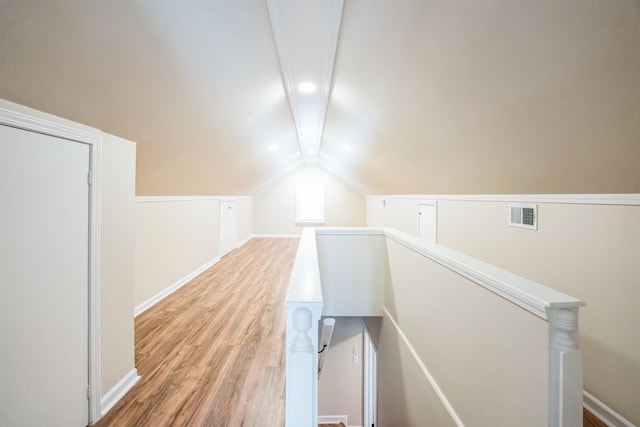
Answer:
[94,237,300,427]
[583,408,608,427]
[93,236,605,427]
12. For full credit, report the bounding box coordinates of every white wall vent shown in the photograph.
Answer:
[509,203,537,230]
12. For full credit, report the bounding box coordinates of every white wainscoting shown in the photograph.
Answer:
[367,193,640,206]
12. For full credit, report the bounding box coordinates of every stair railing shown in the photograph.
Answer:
[284,228,323,427]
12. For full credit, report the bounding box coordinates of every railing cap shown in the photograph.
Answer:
[384,227,585,320]
[285,228,324,305]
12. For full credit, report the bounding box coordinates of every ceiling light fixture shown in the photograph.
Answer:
[297,82,317,93]
[268,143,279,151]
[341,144,351,153]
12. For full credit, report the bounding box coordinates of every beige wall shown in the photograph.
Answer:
[318,317,364,426]
[368,195,640,425]
[329,0,640,195]
[3,2,639,197]
[316,230,552,425]
[253,165,366,235]
[100,134,137,396]
[438,200,640,425]
[376,318,457,427]
[134,198,220,307]
[384,238,549,426]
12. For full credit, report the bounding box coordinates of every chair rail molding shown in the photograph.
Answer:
[367,194,640,206]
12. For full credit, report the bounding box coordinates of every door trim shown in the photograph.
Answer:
[0,99,103,423]
[363,327,378,427]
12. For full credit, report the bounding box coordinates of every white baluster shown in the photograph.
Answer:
[285,303,322,427]
[292,307,313,353]
[548,308,583,427]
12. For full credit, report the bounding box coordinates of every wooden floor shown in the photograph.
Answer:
[583,408,608,427]
[93,236,605,427]
[94,237,300,427]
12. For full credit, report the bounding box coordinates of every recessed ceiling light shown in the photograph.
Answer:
[341,144,352,153]
[307,149,315,154]
[298,82,317,93]
[268,143,279,151]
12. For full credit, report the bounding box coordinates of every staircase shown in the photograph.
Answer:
[286,227,585,427]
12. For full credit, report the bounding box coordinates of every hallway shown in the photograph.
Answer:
[95,238,300,427]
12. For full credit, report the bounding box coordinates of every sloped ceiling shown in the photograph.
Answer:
[1,0,639,195]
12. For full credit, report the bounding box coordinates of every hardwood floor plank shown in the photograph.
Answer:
[94,237,299,427]
[583,407,609,427]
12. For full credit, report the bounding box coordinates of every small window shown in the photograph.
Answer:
[296,182,325,223]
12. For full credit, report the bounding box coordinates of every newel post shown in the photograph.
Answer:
[548,307,583,427]
[285,302,323,427]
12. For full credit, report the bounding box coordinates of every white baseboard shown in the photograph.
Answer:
[583,391,635,427]
[237,234,254,248]
[134,257,220,317]
[318,415,348,424]
[100,368,140,417]
[253,233,300,238]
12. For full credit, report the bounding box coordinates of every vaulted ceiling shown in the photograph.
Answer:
[1,0,639,195]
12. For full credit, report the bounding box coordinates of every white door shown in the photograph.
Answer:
[219,200,238,257]
[418,203,437,244]
[0,124,90,426]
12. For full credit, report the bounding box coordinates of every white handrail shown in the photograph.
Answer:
[286,227,585,426]
[380,228,585,320]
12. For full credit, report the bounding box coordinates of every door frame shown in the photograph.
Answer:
[0,100,103,423]
[363,326,378,427]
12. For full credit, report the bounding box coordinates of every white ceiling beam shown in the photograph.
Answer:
[266,0,344,164]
